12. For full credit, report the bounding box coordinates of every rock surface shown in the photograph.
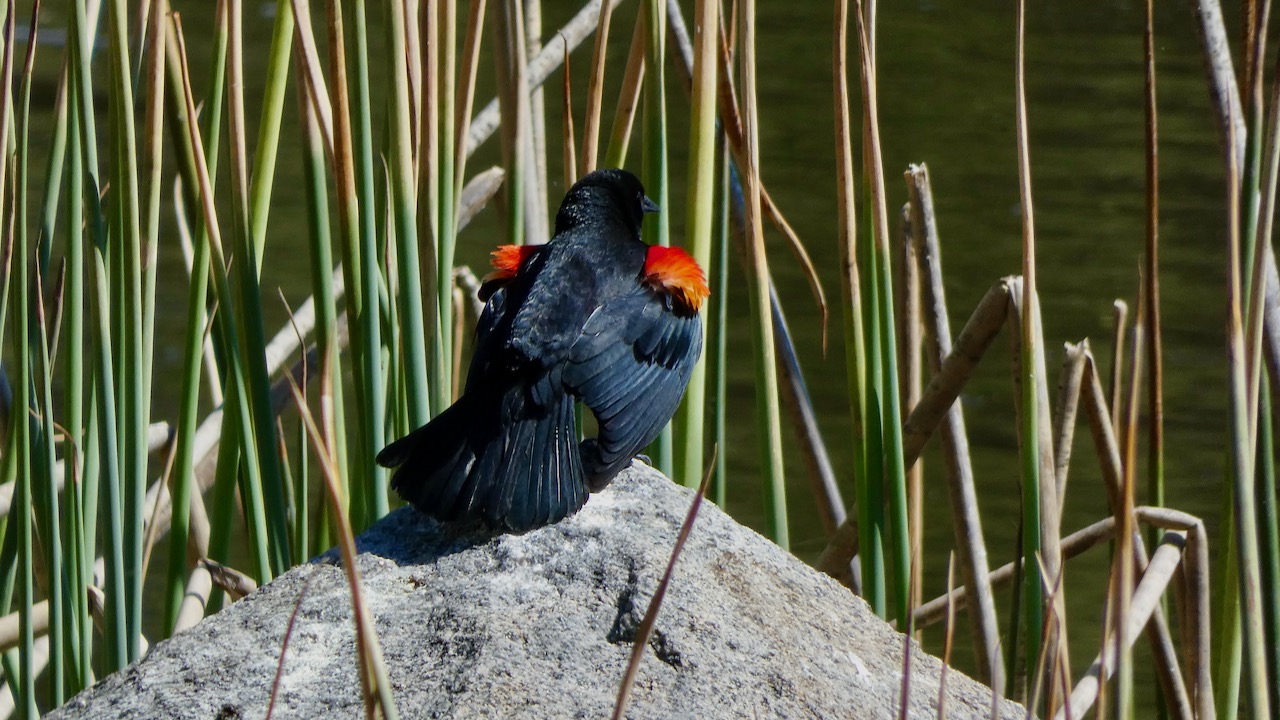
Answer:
[52,464,1021,719]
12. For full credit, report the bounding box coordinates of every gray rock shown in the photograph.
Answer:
[52,464,1022,719]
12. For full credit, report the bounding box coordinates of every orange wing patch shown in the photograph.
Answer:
[642,245,709,312]
[484,244,539,284]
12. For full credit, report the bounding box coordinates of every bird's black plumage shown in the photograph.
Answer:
[376,169,705,532]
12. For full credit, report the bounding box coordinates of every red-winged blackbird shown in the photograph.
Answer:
[376,169,708,532]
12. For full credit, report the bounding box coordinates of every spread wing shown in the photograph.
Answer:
[563,289,703,486]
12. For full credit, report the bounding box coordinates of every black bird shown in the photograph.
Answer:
[376,169,708,532]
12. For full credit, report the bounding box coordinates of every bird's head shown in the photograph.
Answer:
[554,168,658,235]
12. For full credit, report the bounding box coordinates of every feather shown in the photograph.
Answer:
[642,245,710,313]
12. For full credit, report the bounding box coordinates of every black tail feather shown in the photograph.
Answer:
[379,383,588,532]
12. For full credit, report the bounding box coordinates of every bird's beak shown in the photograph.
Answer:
[641,196,660,214]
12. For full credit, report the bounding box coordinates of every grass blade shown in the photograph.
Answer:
[382,0,430,499]
[286,379,399,720]
[580,0,615,174]
[736,0,787,548]
[340,0,389,527]
[832,0,874,611]
[612,447,716,720]
[674,0,717,490]
[851,0,910,627]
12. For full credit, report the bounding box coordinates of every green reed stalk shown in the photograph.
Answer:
[1237,6,1280,712]
[1214,486,1242,720]
[739,0,788,548]
[73,12,103,656]
[603,11,644,171]
[711,142,729,506]
[33,252,64,708]
[851,0,908,627]
[295,422,311,558]
[68,0,131,671]
[1226,124,1272,720]
[380,206,405,467]
[1237,55,1279,720]
[859,240,888,584]
[674,0,716,488]
[560,42,577,188]
[0,452,21,704]
[34,85,65,282]
[641,0,673,475]
[8,1,37,708]
[0,484,22,710]
[296,47,347,557]
[1141,0,1163,536]
[1198,25,1244,720]
[249,0,321,537]
[163,182,213,630]
[525,0,547,241]
[453,0,486,203]
[436,0,459,410]
[161,0,228,631]
[88,141,128,670]
[227,0,293,574]
[141,0,165,453]
[207,419,244,587]
[62,83,91,692]
[580,0,614,175]
[171,15,274,584]
[1141,2,1169,712]
[493,0,529,249]
[32,57,76,393]
[32,3,94,687]
[1013,0,1044,690]
[0,2,10,221]
[1257,376,1280,714]
[1243,11,1280,712]
[368,151,399,529]
[853,0,889,619]
[832,0,876,614]
[139,0,165,647]
[249,0,293,263]
[105,0,148,662]
[419,0,440,409]
[1206,8,1269,719]
[308,0,380,529]
[136,26,162,647]
[324,0,378,529]
[28,7,85,696]
[276,417,299,562]
[382,0,430,455]
[420,3,443,424]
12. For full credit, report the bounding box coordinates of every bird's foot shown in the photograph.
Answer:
[580,441,654,492]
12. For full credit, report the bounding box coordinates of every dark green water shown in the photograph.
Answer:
[35,0,1235,705]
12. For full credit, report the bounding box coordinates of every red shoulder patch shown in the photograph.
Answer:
[642,245,709,312]
[484,244,538,284]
